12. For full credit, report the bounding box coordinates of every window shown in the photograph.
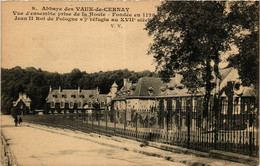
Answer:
[71,94,76,98]
[88,102,92,108]
[176,98,182,112]
[62,94,67,98]
[51,102,55,108]
[61,102,64,108]
[101,102,105,107]
[177,85,184,89]
[80,95,85,98]
[172,99,176,110]
[182,98,186,112]
[69,102,74,108]
[78,102,82,108]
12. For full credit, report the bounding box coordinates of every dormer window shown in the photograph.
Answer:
[71,94,76,98]
[80,95,85,98]
[148,87,154,92]
[160,87,166,92]
[177,85,184,89]
[168,87,174,90]
[62,94,67,98]
[52,94,57,98]
[148,87,154,96]
[89,94,93,98]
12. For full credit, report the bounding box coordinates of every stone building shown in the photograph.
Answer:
[45,86,107,114]
[112,68,256,113]
[111,68,256,130]
[12,92,32,116]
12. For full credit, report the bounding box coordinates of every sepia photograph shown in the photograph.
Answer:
[1,1,259,166]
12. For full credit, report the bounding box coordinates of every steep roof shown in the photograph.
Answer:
[113,79,133,100]
[111,82,118,88]
[219,68,233,80]
[131,77,164,97]
[98,94,107,102]
[13,93,31,107]
[46,88,101,103]
[241,86,255,97]
[157,74,205,97]
[112,67,255,100]
[114,76,202,100]
[219,68,240,90]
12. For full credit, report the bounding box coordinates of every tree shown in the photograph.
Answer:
[145,1,232,116]
[68,68,82,89]
[227,2,259,87]
[1,66,156,114]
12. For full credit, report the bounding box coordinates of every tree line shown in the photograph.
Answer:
[1,66,157,114]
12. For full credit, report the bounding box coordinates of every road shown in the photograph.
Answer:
[1,115,185,166]
[1,115,248,166]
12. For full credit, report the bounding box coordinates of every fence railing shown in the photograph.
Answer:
[23,102,259,157]
[21,96,258,157]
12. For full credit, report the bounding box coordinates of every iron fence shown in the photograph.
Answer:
[23,97,259,157]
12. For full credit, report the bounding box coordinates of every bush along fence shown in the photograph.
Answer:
[23,97,258,157]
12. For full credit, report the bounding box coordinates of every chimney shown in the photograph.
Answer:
[123,78,127,86]
[96,87,100,95]
[49,85,52,92]
[78,86,81,94]
[59,86,61,93]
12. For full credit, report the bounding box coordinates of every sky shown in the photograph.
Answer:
[2,1,161,73]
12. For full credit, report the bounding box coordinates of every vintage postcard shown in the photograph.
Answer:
[1,1,259,166]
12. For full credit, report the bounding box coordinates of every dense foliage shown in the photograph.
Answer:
[145,1,259,115]
[227,2,259,87]
[145,1,232,115]
[1,67,157,114]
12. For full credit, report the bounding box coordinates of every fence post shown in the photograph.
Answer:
[86,111,88,130]
[166,109,169,143]
[92,111,94,131]
[98,110,100,133]
[59,114,62,129]
[136,112,138,140]
[114,109,116,135]
[124,110,126,138]
[214,96,220,150]
[187,109,190,148]
[249,112,252,156]
[105,110,107,132]
[76,112,79,131]
[148,111,151,141]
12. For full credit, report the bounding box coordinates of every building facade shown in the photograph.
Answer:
[45,86,109,114]
[111,68,257,130]
[12,92,32,116]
